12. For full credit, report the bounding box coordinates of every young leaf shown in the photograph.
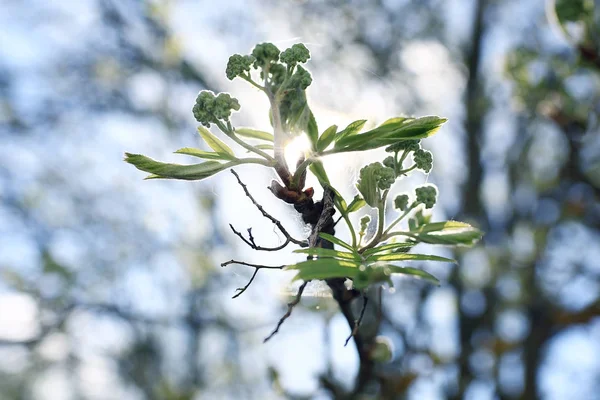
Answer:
[234,127,274,142]
[316,124,338,152]
[411,221,483,246]
[319,233,355,251]
[175,148,232,160]
[336,119,367,141]
[385,265,440,284]
[253,144,275,150]
[346,195,366,214]
[362,242,414,257]
[286,258,360,281]
[293,247,360,261]
[197,126,236,158]
[333,116,447,153]
[125,153,228,180]
[365,253,455,263]
[309,160,330,185]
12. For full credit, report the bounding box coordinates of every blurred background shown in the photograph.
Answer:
[1,0,599,399]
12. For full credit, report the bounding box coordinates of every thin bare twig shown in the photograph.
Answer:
[264,281,309,342]
[228,224,291,251]
[221,259,286,298]
[230,170,307,249]
[345,293,369,346]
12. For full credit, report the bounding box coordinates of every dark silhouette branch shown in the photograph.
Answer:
[220,259,286,299]
[230,169,307,249]
[263,281,309,342]
[345,293,368,346]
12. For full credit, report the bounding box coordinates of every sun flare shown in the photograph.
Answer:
[284,134,313,171]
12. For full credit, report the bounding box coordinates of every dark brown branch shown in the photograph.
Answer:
[221,259,286,298]
[228,224,291,251]
[345,294,369,346]
[263,281,309,342]
[230,169,307,248]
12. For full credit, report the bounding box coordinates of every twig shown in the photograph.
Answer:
[221,260,286,299]
[345,294,369,346]
[228,224,291,251]
[230,169,307,249]
[264,281,309,342]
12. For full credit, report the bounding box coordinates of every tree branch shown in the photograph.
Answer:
[230,169,307,248]
[263,281,309,342]
[221,259,286,299]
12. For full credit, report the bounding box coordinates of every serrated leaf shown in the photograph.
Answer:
[346,195,366,214]
[336,119,367,141]
[316,124,338,152]
[356,165,380,208]
[293,247,360,261]
[309,160,330,185]
[319,233,355,251]
[362,242,415,257]
[286,258,360,281]
[197,126,236,158]
[125,153,228,181]
[385,265,440,284]
[234,127,274,142]
[174,148,232,160]
[307,111,319,147]
[366,253,455,263]
[334,116,447,153]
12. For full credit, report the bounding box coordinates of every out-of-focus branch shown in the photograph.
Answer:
[263,281,309,342]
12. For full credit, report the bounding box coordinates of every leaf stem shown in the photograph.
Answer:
[215,121,275,162]
[359,189,389,253]
[383,202,417,235]
[240,73,265,91]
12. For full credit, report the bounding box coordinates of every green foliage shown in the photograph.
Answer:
[413,149,433,173]
[385,139,421,153]
[394,194,409,211]
[251,42,281,69]
[415,185,437,209]
[192,91,240,128]
[280,43,311,66]
[356,162,396,207]
[226,54,255,80]
[125,41,483,292]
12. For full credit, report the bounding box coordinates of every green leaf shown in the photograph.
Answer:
[286,258,360,281]
[412,221,483,246]
[253,144,275,150]
[414,221,473,233]
[307,111,319,147]
[174,148,232,160]
[336,119,367,141]
[125,153,229,181]
[362,242,414,257]
[365,253,455,263]
[309,160,330,185]
[197,126,236,158]
[346,195,366,214]
[385,265,440,284]
[333,116,447,153]
[293,247,360,261]
[316,124,338,152]
[355,165,380,208]
[319,233,355,251]
[379,117,411,127]
[234,127,274,142]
